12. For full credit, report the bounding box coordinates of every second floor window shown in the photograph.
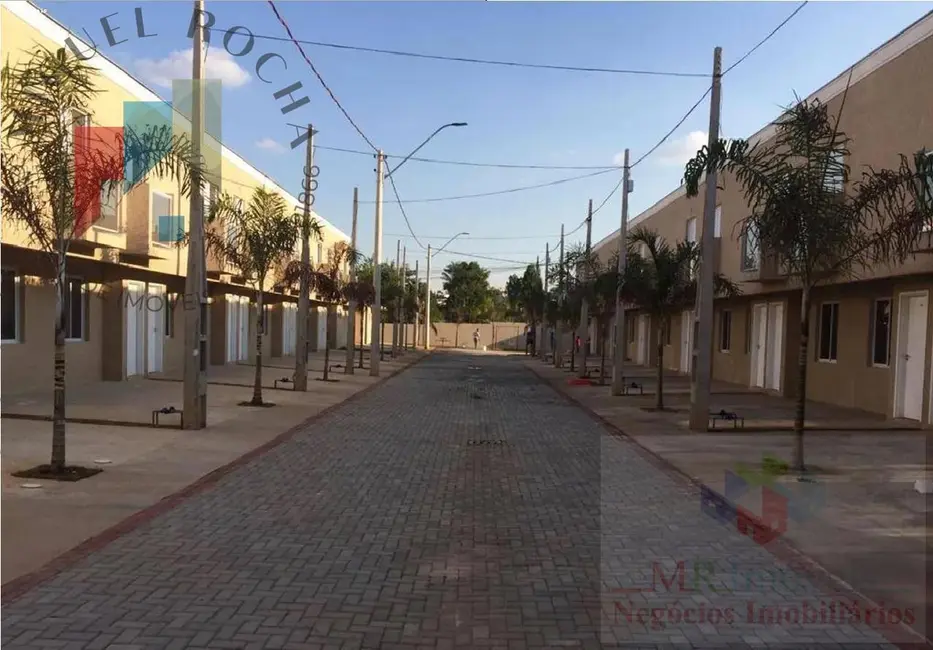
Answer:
[741,227,760,272]
[97,181,121,231]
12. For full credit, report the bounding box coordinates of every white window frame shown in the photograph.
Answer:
[869,297,892,368]
[823,150,845,193]
[714,205,722,238]
[2,269,22,344]
[317,242,324,267]
[817,301,839,363]
[741,228,760,272]
[64,276,87,343]
[151,191,176,248]
[94,180,122,233]
[719,309,732,353]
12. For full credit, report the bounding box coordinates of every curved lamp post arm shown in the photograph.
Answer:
[433,232,469,257]
[386,122,467,178]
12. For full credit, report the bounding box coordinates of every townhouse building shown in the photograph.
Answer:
[592,11,933,424]
[1,1,351,395]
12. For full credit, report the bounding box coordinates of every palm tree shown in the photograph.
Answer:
[308,242,361,382]
[204,187,300,406]
[345,258,375,369]
[573,252,621,385]
[625,227,739,410]
[684,96,932,472]
[1,46,196,475]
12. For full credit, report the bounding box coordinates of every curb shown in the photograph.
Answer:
[523,359,933,650]
[1,352,430,606]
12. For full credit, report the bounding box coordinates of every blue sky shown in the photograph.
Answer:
[38,1,933,287]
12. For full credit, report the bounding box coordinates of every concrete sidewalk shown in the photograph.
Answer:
[1,349,426,586]
[524,355,932,643]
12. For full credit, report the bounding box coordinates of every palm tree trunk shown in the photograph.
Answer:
[794,287,811,473]
[51,260,67,473]
[323,315,331,381]
[252,291,264,405]
[358,308,365,368]
[656,320,665,411]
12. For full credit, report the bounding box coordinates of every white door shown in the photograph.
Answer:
[226,297,237,363]
[636,314,649,365]
[680,310,693,373]
[894,292,928,420]
[766,302,785,391]
[317,307,328,350]
[238,297,249,361]
[125,282,146,377]
[146,284,165,374]
[750,303,768,388]
[282,304,296,356]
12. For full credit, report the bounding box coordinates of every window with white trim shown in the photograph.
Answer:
[714,205,722,238]
[96,180,121,231]
[818,302,839,362]
[151,192,175,244]
[920,151,932,232]
[2,269,21,342]
[720,310,732,352]
[870,298,891,366]
[64,277,86,341]
[824,150,845,193]
[741,227,760,272]
[226,197,243,248]
[165,292,176,338]
[317,242,324,267]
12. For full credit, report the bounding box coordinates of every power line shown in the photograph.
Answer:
[266,0,378,152]
[364,168,616,204]
[313,144,618,171]
[224,27,710,78]
[386,233,561,241]
[723,2,808,76]
[384,173,427,250]
[432,250,534,265]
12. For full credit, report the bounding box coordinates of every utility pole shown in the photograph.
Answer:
[369,151,385,377]
[293,124,314,391]
[554,224,565,368]
[577,200,593,379]
[345,186,358,375]
[183,0,207,430]
[534,255,540,357]
[424,245,432,350]
[542,243,550,360]
[690,46,723,431]
[400,245,407,352]
[413,259,420,349]
[392,240,401,356]
[611,149,632,396]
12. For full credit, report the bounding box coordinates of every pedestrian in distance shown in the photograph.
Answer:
[473,328,481,350]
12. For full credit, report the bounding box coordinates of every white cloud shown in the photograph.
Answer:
[656,130,708,167]
[135,48,250,89]
[255,138,285,153]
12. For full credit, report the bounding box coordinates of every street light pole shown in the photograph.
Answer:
[182,0,207,430]
[370,151,385,376]
[424,244,432,350]
[611,149,632,396]
[690,47,723,431]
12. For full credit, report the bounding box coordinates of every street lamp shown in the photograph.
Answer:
[370,122,467,375]
[424,231,469,350]
[386,123,468,179]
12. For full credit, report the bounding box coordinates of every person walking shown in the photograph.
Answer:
[472,328,481,350]
[526,325,536,355]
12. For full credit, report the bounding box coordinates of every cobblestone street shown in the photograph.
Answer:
[2,353,903,649]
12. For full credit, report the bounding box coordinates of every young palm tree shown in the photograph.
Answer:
[345,258,375,369]
[205,187,301,406]
[1,46,195,475]
[307,241,361,381]
[684,96,933,472]
[625,227,739,410]
[579,254,621,385]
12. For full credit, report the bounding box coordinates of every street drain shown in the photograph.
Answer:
[467,439,507,446]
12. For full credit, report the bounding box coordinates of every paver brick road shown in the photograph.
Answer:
[2,353,900,649]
